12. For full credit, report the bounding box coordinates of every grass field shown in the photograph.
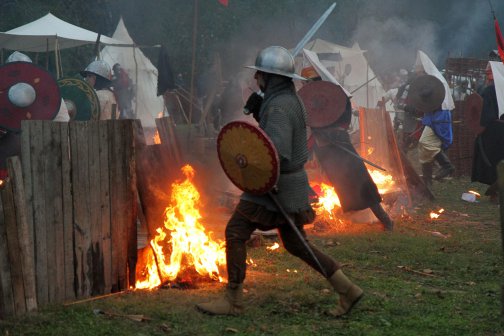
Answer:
[1,177,503,336]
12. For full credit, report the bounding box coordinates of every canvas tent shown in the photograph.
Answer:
[0,13,127,52]
[303,38,387,109]
[101,18,164,128]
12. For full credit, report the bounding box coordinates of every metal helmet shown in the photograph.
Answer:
[80,60,112,81]
[245,46,305,80]
[6,51,33,63]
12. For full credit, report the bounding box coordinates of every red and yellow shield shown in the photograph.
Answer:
[217,121,279,195]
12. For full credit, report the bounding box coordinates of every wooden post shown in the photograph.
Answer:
[6,157,37,312]
[0,181,15,318]
[497,160,504,318]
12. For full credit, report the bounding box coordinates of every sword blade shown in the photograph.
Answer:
[335,143,388,171]
[292,2,337,57]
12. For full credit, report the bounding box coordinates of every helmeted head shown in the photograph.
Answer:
[5,52,36,108]
[6,51,32,63]
[80,60,112,82]
[245,46,305,80]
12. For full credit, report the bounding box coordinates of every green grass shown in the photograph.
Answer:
[1,177,503,336]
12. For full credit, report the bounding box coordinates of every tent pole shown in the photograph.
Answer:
[46,38,49,70]
[189,0,199,128]
[54,37,60,79]
[133,45,139,119]
[366,59,369,108]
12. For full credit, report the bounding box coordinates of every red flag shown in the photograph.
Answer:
[495,16,504,62]
[218,0,228,6]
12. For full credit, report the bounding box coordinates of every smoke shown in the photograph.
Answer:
[351,16,439,75]
[350,0,499,77]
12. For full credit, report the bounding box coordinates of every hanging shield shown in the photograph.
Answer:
[297,81,347,128]
[408,75,445,113]
[464,92,484,134]
[58,77,100,121]
[0,62,61,131]
[217,121,279,195]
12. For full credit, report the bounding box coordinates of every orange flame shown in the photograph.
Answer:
[267,242,280,251]
[312,182,341,219]
[429,208,444,219]
[368,169,396,194]
[135,165,226,289]
[153,130,161,144]
[468,190,481,197]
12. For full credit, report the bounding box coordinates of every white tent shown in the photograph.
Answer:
[101,18,164,128]
[0,13,128,52]
[303,38,387,109]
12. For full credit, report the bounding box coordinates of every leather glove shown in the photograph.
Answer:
[243,92,263,122]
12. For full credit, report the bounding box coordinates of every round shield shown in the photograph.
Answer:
[0,62,61,131]
[408,75,445,113]
[297,81,347,128]
[217,121,279,195]
[464,92,484,134]
[58,77,100,120]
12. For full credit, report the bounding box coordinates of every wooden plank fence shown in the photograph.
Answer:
[0,157,37,317]
[0,120,138,317]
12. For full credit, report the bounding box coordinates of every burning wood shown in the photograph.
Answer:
[429,208,445,219]
[135,165,226,290]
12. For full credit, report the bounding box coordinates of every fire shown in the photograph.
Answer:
[468,190,481,197]
[267,242,280,251]
[135,165,226,289]
[429,208,444,219]
[368,169,396,194]
[367,147,375,156]
[153,130,161,144]
[311,182,341,219]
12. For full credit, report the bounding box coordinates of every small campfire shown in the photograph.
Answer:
[135,165,226,290]
[310,168,398,231]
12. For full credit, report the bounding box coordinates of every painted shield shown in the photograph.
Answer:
[408,75,445,113]
[58,77,100,121]
[217,121,279,195]
[0,62,61,131]
[297,81,347,127]
[464,92,484,134]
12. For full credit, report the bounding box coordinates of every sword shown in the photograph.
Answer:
[268,190,328,278]
[292,2,337,57]
[334,143,387,171]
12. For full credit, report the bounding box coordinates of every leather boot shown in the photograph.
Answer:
[421,163,433,188]
[370,203,394,231]
[327,270,363,317]
[433,151,455,180]
[196,283,244,316]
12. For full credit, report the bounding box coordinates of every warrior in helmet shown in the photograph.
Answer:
[196,46,363,317]
[0,51,69,179]
[301,66,394,232]
[80,60,117,120]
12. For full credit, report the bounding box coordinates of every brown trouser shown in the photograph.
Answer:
[225,200,339,284]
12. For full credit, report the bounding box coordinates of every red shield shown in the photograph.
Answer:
[0,62,61,131]
[297,81,347,128]
[217,121,279,195]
